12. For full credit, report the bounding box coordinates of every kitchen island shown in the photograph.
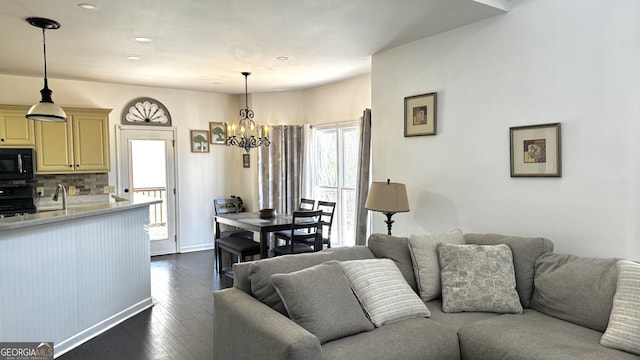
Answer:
[0,195,161,358]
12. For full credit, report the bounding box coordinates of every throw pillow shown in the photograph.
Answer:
[438,243,523,314]
[408,229,465,301]
[367,233,417,291]
[271,261,374,344]
[248,246,375,315]
[340,258,431,327]
[464,233,554,308]
[600,260,640,355]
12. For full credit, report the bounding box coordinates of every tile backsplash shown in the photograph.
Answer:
[1,173,109,197]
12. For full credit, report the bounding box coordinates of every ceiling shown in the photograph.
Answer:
[0,0,509,94]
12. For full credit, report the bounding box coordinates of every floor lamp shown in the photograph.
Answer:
[364,179,410,235]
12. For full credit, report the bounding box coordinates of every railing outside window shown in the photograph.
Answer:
[132,187,167,226]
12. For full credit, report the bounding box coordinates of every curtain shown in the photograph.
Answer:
[258,125,305,215]
[301,124,315,199]
[354,109,372,245]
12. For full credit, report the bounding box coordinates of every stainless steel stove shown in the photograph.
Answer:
[0,185,37,218]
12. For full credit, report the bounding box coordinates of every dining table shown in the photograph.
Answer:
[214,211,296,258]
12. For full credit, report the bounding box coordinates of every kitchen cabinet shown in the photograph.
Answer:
[35,107,111,173]
[0,105,35,147]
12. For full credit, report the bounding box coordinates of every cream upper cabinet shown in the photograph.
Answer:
[35,107,111,174]
[0,105,35,147]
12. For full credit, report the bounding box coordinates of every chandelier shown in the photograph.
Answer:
[225,72,270,153]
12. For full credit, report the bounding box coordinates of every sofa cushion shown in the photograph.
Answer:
[458,309,640,360]
[601,260,640,355]
[530,253,619,332]
[248,246,375,314]
[408,230,465,301]
[426,299,501,332]
[464,233,554,308]
[367,233,417,292]
[438,243,523,314]
[340,258,430,327]
[321,317,460,360]
[271,261,374,344]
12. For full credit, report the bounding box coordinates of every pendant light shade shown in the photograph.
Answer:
[25,17,67,122]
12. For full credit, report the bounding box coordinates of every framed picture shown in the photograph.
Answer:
[242,154,250,168]
[404,92,437,137]
[209,122,227,144]
[510,123,561,177]
[190,130,210,153]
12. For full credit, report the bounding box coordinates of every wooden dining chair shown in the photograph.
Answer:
[213,198,258,275]
[285,201,336,251]
[214,198,254,239]
[273,210,323,256]
[316,200,336,249]
[273,198,316,246]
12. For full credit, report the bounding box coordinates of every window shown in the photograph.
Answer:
[312,122,359,246]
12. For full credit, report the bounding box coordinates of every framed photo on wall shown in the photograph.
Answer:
[404,92,437,137]
[509,123,561,177]
[209,122,227,144]
[243,154,250,168]
[191,130,210,153]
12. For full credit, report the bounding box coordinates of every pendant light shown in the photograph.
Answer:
[25,17,67,122]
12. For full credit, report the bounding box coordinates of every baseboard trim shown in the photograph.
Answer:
[53,297,154,358]
[180,243,214,253]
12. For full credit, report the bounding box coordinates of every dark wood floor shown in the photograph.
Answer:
[58,250,231,360]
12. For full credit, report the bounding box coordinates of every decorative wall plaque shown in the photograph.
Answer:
[122,97,172,126]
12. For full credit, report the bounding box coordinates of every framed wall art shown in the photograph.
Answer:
[509,123,561,177]
[209,122,227,144]
[191,130,210,153]
[243,154,250,168]
[404,92,437,137]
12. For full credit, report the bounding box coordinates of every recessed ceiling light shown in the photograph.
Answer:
[127,56,141,60]
[135,37,152,43]
[78,3,97,10]
[276,56,288,61]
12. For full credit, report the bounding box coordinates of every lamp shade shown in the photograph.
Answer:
[26,101,67,122]
[365,180,410,213]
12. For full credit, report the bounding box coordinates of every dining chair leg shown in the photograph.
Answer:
[216,244,222,273]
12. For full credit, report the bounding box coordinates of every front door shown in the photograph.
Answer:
[118,126,178,255]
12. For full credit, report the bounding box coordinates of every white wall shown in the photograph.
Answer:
[371,0,640,260]
[0,73,239,252]
[304,74,371,125]
[251,74,371,125]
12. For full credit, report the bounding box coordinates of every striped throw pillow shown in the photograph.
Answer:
[340,258,430,327]
[601,260,640,355]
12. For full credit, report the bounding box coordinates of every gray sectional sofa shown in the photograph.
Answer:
[212,233,639,359]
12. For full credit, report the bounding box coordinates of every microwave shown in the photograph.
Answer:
[0,148,35,180]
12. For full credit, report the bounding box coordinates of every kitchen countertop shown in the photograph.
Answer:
[0,194,162,232]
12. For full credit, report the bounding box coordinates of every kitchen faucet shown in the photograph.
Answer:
[52,184,67,210]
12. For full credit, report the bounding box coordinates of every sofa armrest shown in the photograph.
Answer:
[213,288,323,360]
